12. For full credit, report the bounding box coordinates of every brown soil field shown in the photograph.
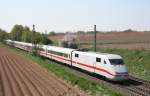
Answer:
[49,32,150,50]
[81,43,150,50]
[0,47,87,96]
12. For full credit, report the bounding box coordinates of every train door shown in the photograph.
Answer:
[72,52,95,72]
[72,52,80,67]
[95,57,109,76]
[72,51,83,69]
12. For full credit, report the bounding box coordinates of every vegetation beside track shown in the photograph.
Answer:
[95,48,150,81]
[0,43,123,96]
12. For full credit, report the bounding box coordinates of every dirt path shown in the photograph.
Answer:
[0,47,87,96]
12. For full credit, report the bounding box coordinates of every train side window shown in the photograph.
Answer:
[96,58,101,62]
[104,60,107,64]
[75,54,79,58]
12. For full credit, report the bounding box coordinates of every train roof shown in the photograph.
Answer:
[75,51,122,59]
[6,40,122,59]
[14,41,32,46]
[44,45,75,53]
[5,40,12,42]
[7,40,32,46]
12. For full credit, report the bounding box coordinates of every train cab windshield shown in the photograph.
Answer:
[109,59,124,65]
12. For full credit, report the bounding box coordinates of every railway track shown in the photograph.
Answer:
[47,59,150,96]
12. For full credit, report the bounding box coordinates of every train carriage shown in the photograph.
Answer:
[44,46,75,65]
[72,51,128,80]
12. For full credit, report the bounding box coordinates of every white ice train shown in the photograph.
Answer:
[6,40,128,81]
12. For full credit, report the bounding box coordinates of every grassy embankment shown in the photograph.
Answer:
[0,43,123,96]
[95,48,150,81]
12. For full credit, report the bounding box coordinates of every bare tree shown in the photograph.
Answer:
[60,32,78,49]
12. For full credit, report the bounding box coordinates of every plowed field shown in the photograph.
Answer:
[0,47,86,96]
[49,32,150,50]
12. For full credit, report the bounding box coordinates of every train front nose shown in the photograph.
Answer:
[113,72,129,81]
[112,65,129,81]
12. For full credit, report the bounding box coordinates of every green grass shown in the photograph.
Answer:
[0,43,123,96]
[94,48,150,81]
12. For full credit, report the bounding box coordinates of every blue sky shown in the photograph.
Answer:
[0,0,150,32]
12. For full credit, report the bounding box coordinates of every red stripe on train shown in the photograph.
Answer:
[40,51,115,76]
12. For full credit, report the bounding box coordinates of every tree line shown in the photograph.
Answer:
[0,24,52,45]
[0,28,8,42]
